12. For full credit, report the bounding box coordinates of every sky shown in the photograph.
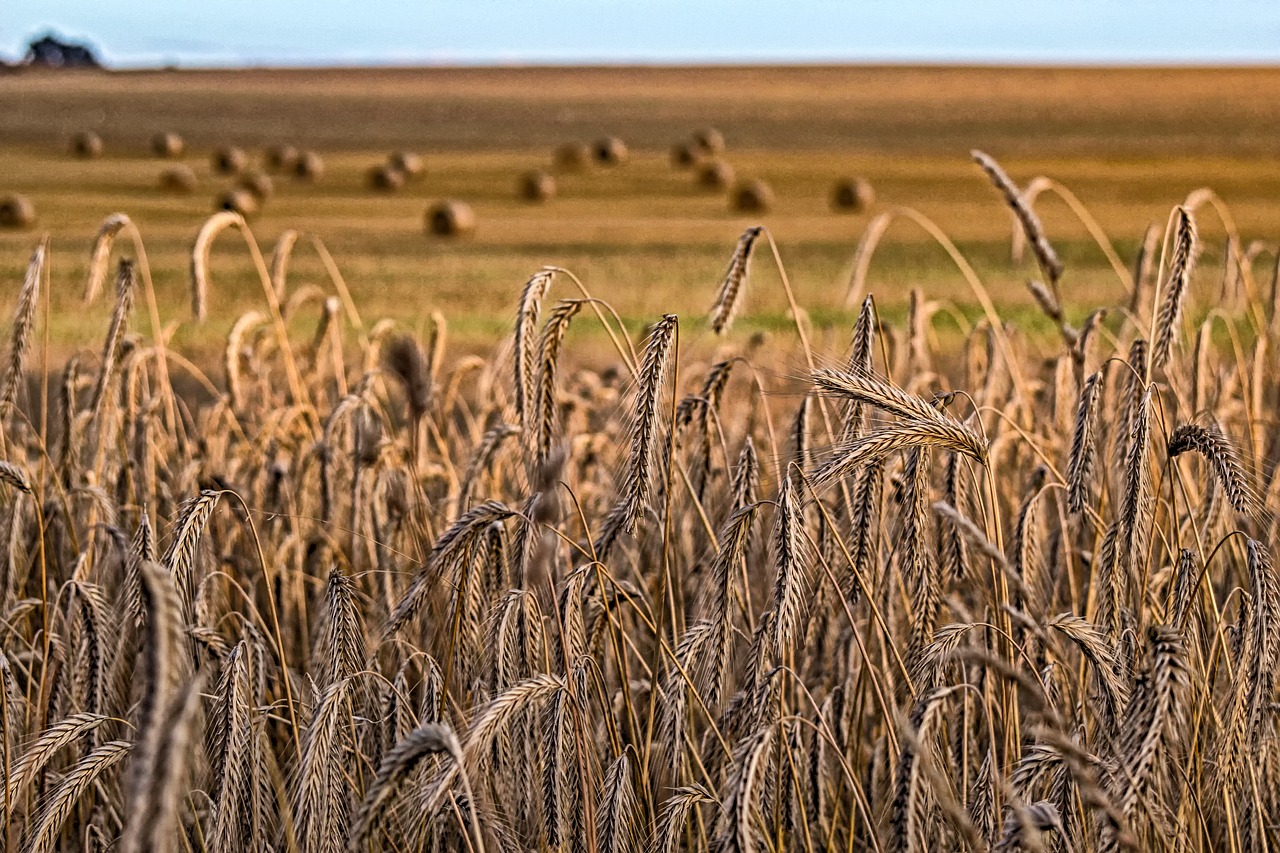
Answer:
[5,1,1280,67]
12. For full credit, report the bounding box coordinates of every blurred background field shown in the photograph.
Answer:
[4,64,1280,362]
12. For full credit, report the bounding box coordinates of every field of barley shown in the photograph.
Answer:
[2,64,1280,851]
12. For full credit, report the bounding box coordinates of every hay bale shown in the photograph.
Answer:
[0,194,35,229]
[293,151,324,181]
[425,200,476,237]
[554,141,591,171]
[831,177,875,213]
[670,142,702,169]
[593,136,628,166]
[216,189,258,218]
[151,132,185,158]
[697,159,736,191]
[212,146,248,175]
[693,127,726,154]
[158,165,198,194]
[239,170,274,201]
[71,131,103,159]
[264,144,299,172]
[389,151,423,177]
[732,179,775,213]
[519,170,556,203]
[367,164,405,192]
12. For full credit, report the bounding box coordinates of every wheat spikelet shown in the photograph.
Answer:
[208,643,253,852]
[349,721,454,850]
[4,712,110,811]
[1117,625,1187,826]
[189,210,244,321]
[270,228,300,300]
[23,740,131,853]
[1167,423,1260,518]
[161,490,222,620]
[972,150,1063,285]
[595,314,678,558]
[385,501,515,636]
[1066,371,1102,514]
[815,419,985,487]
[83,213,130,304]
[0,460,32,494]
[1152,207,1198,370]
[514,268,555,427]
[597,752,638,853]
[382,335,432,425]
[89,257,137,417]
[1,239,45,414]
[656,784,715,853]
[295,678,352,852]
[841,296,878,441]
[710,226,762,335]
[889,688,954,853]
[118,559,182,853]
[532,299,584,472]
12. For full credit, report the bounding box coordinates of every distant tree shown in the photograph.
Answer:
[24,32,103,69]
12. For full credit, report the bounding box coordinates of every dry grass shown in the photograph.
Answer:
[1,125,1280,849]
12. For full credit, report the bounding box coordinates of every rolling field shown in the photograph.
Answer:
[5,64,1280,852]
[3,65,1280,362]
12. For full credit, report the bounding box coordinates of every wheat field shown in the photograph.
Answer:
[1,132,1279,852]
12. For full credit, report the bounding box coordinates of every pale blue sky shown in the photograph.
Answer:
[6,1,1280,67]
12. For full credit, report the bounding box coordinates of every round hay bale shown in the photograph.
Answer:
[158,165,198,194]
[216,189,259,218]
[293,151,324,181]
[693,127,726,154]
[670,142,702,169]
[212,146,248,175]
[697,159,736,191]
[554,141,591,171]
[731,179,775,214]
[0,194,36,229]
[831,177,875,213]
[71,131,103,159]
[592,136,628,166]
[388,151,423,177]
[264,143,299,172]
[519,170,556,203]
[367,164,405,192]
[151,132,185,159]
[239,170,275,201]
[425,200,476,237]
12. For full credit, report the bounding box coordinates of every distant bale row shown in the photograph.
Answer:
[71,131,103,159]
[552,137,627,171]
[151,131,184,158]
[217,189,259,218]
[698,159,736,191]
[293,151,324,181]
[367,164,405,192]
[212,146,248,175]
[519,170,556,202]
[426,200,475,237]
[732,179,774,213]
[0,194,35,228]
[671,127,726,169]
[158,165,198,194]
[389,151,423,177]
[831,177,875,212]
[366,151,423,193]
[265,144,299,172]
[593,137,627,166]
